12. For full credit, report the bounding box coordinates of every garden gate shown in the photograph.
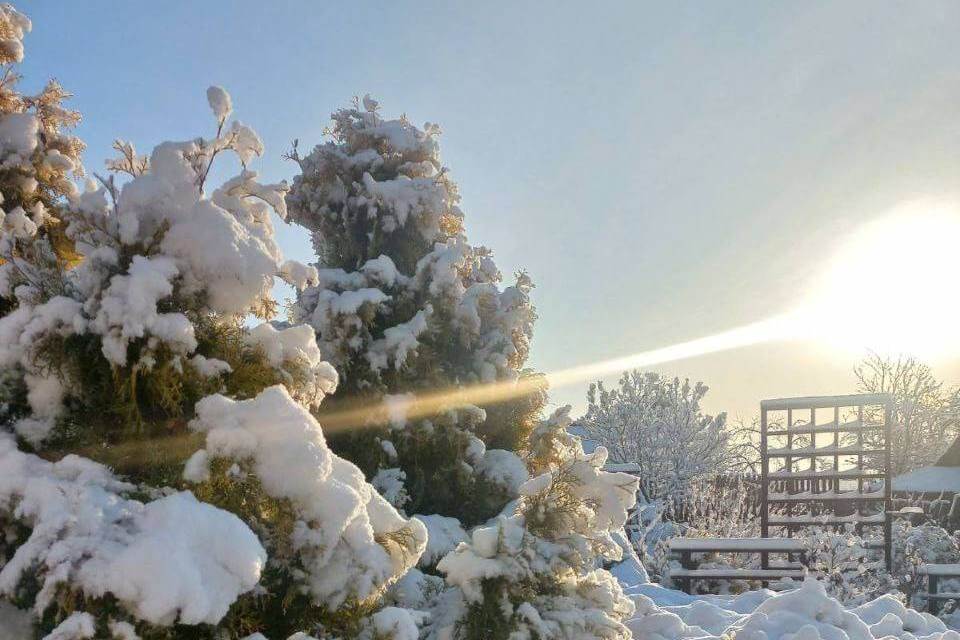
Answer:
[760,393,895,571]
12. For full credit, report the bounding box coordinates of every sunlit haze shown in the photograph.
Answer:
[18,0,960,421]
[804,201,960,360]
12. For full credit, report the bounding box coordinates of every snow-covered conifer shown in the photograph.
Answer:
[0,74,330,453]
[0,4,84,319]
[0,13,427,637]
[286,96,544,525]
[432,407,639,640]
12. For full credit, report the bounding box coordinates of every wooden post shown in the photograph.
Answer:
[787,408,794,497]
[928,574,939,615]
[680,550,693,594]
[856,405,864,537]
[760,406,769,571]
[833,406,840,495]
[884,399,893,573]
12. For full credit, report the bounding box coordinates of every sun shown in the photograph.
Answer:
[802,200,960,360]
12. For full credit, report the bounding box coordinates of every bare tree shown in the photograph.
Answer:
[725,417,763,475]
[855,352,959,475]
[577,371,728,498]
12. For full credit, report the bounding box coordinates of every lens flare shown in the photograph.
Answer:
[318,200,960,432]
[78,200,960,464]
[317,312,804,432]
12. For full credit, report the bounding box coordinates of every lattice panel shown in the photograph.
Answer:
[760,393,894,570]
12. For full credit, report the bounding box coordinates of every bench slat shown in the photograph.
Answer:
[671,568,807,579]
[919,564,960,576]
[669,537,805,553]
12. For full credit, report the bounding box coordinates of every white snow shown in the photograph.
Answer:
[625,577,957,640]
[93,255,196,366]
[0,113,38,161]
[0,436,266,627]
[244,322,339,408]
[893,466,960,494]
[189,354,233,378]
[365,607,424,640]
[206,86,233,123]
[42,612,95,640]
[372,467,409,509]
[414,514,468,568]
[668,537,807,552]
[279,259,319,291]
[475,448,529,494]
[187,386,427,608]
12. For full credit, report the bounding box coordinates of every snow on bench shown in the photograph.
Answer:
[919,564,960,576]
[768,512,885,526]
[669,537,805,553]
[766,489,886,502]
[670,568,807,580]
[669,537,811,593]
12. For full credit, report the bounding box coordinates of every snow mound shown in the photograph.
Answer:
[627,578,956,640]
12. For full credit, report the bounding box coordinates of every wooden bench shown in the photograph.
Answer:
[918,564,960,614]
[669,537,809,594]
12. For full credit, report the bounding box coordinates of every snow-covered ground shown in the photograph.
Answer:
[616,560,960,640]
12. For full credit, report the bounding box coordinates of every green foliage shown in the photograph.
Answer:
[19,316,288,487]
[458,576,560,640]
[189,458,381,639]
[0,363,28,422]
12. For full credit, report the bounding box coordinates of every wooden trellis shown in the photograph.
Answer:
[760,393,894,571]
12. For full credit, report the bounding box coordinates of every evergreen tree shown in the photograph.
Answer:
[286,97,545,526]
[0,4,84,318]
[0,12,426,638]
[433,407,639,640]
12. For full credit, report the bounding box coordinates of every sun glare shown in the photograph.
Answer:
[802,200,960,360]
[303,202,960,433]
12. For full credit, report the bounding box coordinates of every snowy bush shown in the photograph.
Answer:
[578,371,729,499]
[892,520,960,610]
[431,407,640,640]
[179,385,427,638]
[0,435,266,627]
[800,527,896,606]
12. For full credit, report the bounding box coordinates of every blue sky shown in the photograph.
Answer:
[17,1,960,419]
